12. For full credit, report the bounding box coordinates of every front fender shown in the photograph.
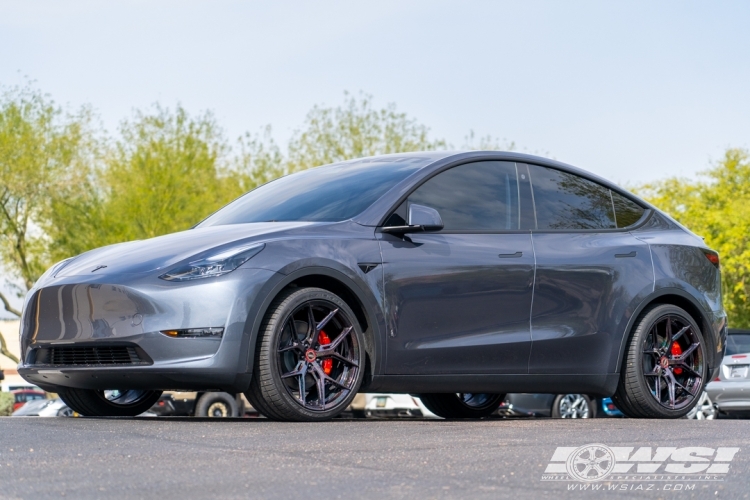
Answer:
[237,262,386,384]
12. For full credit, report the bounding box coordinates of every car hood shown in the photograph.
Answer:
[56,222,323,276]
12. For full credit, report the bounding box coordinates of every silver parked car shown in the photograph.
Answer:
[706,329,750,417]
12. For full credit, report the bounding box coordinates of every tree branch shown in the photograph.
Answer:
[0,330,19,364]
[0,290,21,317]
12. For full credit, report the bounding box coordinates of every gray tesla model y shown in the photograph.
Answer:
[18,151,726,420]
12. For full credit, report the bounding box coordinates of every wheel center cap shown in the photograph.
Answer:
[305,349,317,362]
[659,356,669,369]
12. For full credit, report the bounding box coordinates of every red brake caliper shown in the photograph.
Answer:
[319,331,333,375]
[671,342,683,375]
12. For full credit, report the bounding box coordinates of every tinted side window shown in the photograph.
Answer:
[528,165,615,230]
[407,161,520,231]
[612,191,646,228]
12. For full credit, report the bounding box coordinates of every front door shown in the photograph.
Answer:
[380,161,536,375]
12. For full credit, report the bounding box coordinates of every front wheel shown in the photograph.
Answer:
[58,389,161,417]
[613,304,707,418]
[245,287,365,421]
[418,393,504,419]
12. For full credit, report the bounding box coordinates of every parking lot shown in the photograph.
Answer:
[1,417,748,499]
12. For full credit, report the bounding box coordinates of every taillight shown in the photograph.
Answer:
[712,377,721,382]
[704,251,720,268]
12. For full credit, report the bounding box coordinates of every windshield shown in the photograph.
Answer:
[198,157,432,226]
[726,333,750,356]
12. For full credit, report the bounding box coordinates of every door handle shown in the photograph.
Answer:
[498,251,523,258]
[615,251,637,258]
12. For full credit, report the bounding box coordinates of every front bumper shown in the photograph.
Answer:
[18,268,276,393]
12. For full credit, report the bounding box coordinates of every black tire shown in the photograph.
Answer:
[551,394,596,418]
[58,389,161,417]
[195,392,238,418]
[614,304,707,419]
[245,287,366,422]
[418,393,504,419]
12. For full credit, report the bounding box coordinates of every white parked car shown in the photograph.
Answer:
[364,394,438,418]
[12,398,73,417]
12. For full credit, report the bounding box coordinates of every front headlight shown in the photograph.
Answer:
[159,243,265,282]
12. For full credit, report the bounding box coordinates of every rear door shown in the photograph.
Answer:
[526,164,654,374]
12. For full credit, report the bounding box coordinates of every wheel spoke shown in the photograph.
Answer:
[665,316,673,348]
[278,338,303,354]
[673,380,697,399]
[310,362,349,390]
[316,308,339,333]
[675,363,702,378]
[309,363,328,409]
[297,364,307,404]
[320,326,353,351]
[664,370,677,408]
[281,361,306,379]
[305,306,317,343]
[655,372,662,402]
[676,342,700,361]
[671,325,690,343]
[317,349,359,367]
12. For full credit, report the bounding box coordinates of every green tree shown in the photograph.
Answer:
[47,105,236,257]
[637,148,750,327]
[0,83,93,361]
[285,92,448,172]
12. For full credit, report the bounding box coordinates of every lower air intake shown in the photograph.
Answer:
[33,346,150,366]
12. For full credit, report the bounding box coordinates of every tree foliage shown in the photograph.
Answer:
[637,148,750,327]
[46,105,236,259]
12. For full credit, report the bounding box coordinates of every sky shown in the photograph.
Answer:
[1,0,749,315]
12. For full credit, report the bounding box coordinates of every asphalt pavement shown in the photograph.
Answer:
[1,417,749,499]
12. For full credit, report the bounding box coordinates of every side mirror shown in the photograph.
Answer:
[408,204,444,231]
[382,203,444,234]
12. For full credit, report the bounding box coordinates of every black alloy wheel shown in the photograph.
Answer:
[58,388,161,417]
[614,304,707,418]
[419,393,505,419]
[246,287,365,421]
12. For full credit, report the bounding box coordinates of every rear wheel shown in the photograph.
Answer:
[613,304,707,418]
[551,394,595,418]
[418,393,504,419]
[58,388,161,417]
[246,287,365,421]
